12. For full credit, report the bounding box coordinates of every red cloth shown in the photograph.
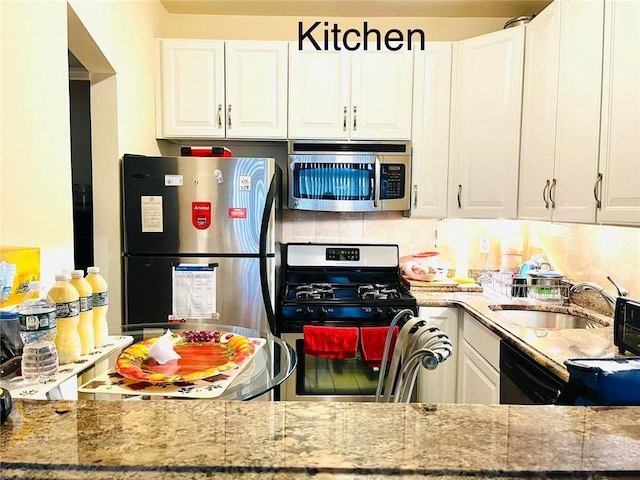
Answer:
[360,326,398,368]
[303,326,359,359]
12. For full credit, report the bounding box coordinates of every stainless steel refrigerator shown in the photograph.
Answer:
[121,153,281,333]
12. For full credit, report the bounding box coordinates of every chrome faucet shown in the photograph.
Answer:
[569,276,628,313]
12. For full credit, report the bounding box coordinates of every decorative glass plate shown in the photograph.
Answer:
[115,330,256,383]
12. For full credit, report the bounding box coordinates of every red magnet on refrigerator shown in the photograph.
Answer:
[192,202,212,229]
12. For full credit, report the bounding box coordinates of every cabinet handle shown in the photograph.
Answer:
[374,156,381,208]
[542,179,550,209]
[549,178,557,209]
[353,106,357,130]
[457,184,462,209]
[227,105,232,129]
[217,104,222,129]
[413,185,418,208]
[594,173,603,209]
[343,106,347,131]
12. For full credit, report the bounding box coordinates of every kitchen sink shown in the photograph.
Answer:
[489,308,606,330]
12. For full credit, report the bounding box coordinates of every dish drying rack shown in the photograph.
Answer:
[491,272,571,302]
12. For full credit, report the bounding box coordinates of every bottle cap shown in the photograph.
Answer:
[28,280,41,291]
[55,273,71,281]
[71,270,84,278]
[87,266,100,274]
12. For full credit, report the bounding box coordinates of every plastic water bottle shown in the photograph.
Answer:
[85,266,108,347]
[18,281,59,382]
[48,273,81,365]
[70,269,94,355]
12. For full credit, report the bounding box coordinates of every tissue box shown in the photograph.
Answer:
[0,246,40,308]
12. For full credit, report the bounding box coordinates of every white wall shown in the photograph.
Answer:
[1,0,74,285]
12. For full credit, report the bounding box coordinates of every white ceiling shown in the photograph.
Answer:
[159,0,551,18]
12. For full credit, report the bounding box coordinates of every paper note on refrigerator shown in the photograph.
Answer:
[171,263,217,319]
[141,196,163,232]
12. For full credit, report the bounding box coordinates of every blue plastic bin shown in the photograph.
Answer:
[558,357,640,406]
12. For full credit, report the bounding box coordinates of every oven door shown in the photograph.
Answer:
[281,332,386,402]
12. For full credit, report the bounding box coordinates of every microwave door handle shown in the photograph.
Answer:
[374,156,381,208]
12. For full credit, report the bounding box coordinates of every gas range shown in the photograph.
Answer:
[277,243,417,333]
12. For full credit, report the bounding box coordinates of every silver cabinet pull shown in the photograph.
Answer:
[549,178,557,209]
[227,104,232,128]
[217,104,223,129]
[543,179,550,209]
[457,184,462,209]
[353,106,357,130]
[343,106,347,131]
[594,173,603,209]
[374,155,381,208]
[413,185,418,208]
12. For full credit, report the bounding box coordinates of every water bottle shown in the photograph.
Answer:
[69,269,94,355]
[48,273,81,365]
[85,266,108,347]
[18,281,59,382]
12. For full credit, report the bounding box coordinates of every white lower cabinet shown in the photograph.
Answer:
[416,306,458,403]
[456,313,501,405]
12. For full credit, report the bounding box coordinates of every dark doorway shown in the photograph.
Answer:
[68,51,94,272]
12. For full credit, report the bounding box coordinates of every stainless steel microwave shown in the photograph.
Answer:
[287,140,412,212]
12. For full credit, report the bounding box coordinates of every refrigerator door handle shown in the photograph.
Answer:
[258,165,281,334]
[260,256,276,334]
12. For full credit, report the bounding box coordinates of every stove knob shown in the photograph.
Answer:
[304,307,314,319]
[373,307,384,318]
[387,307,399,318]
[318,307,328,319]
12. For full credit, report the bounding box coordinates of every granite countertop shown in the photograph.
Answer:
[3,399,640,479]
[409,285,617,382]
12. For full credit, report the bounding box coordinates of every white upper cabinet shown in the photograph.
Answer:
[519,0,604,223]
[518,1,561,221]
[597,0,640,225]
[553,0,604,223]
[288,43,413,140]
[158,39,288,139]
[449,26,524,218]
[160,39,225,138]
[225,41,288,139]
[410,43,453,218]
[449,26,525,219]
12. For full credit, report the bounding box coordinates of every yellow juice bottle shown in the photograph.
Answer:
[86,266,108,347]
[48,272,81,364]
[70,269,94,355]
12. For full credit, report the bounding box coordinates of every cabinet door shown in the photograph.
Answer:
[597,0,640,225]
[350,50,414,140]
[450,27,525,219]
[410,43,453,218]
[225,41,288,139]
[416,306,458,403]
[518,2,560,221]
[288,44,351,139]
[552,0,604,223]
[160,39,225,138]
[457,340,500,405]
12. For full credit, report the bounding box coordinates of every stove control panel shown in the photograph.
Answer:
[326,247,360,262]
[281,305,405,321]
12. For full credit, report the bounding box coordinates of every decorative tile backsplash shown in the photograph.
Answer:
[282,210,640,297]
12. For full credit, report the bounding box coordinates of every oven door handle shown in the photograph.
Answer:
[374,155,381,208]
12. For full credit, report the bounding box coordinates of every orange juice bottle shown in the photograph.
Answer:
[48,272,81,364]
[70,269,94,355]
[86,266,108,347]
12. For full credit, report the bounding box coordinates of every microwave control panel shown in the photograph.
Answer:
[381,164,405,199]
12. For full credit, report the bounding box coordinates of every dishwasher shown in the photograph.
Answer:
[500,340,566,405]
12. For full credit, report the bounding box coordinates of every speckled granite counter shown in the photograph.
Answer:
[2,399,640,479]
[411,287,617,382]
